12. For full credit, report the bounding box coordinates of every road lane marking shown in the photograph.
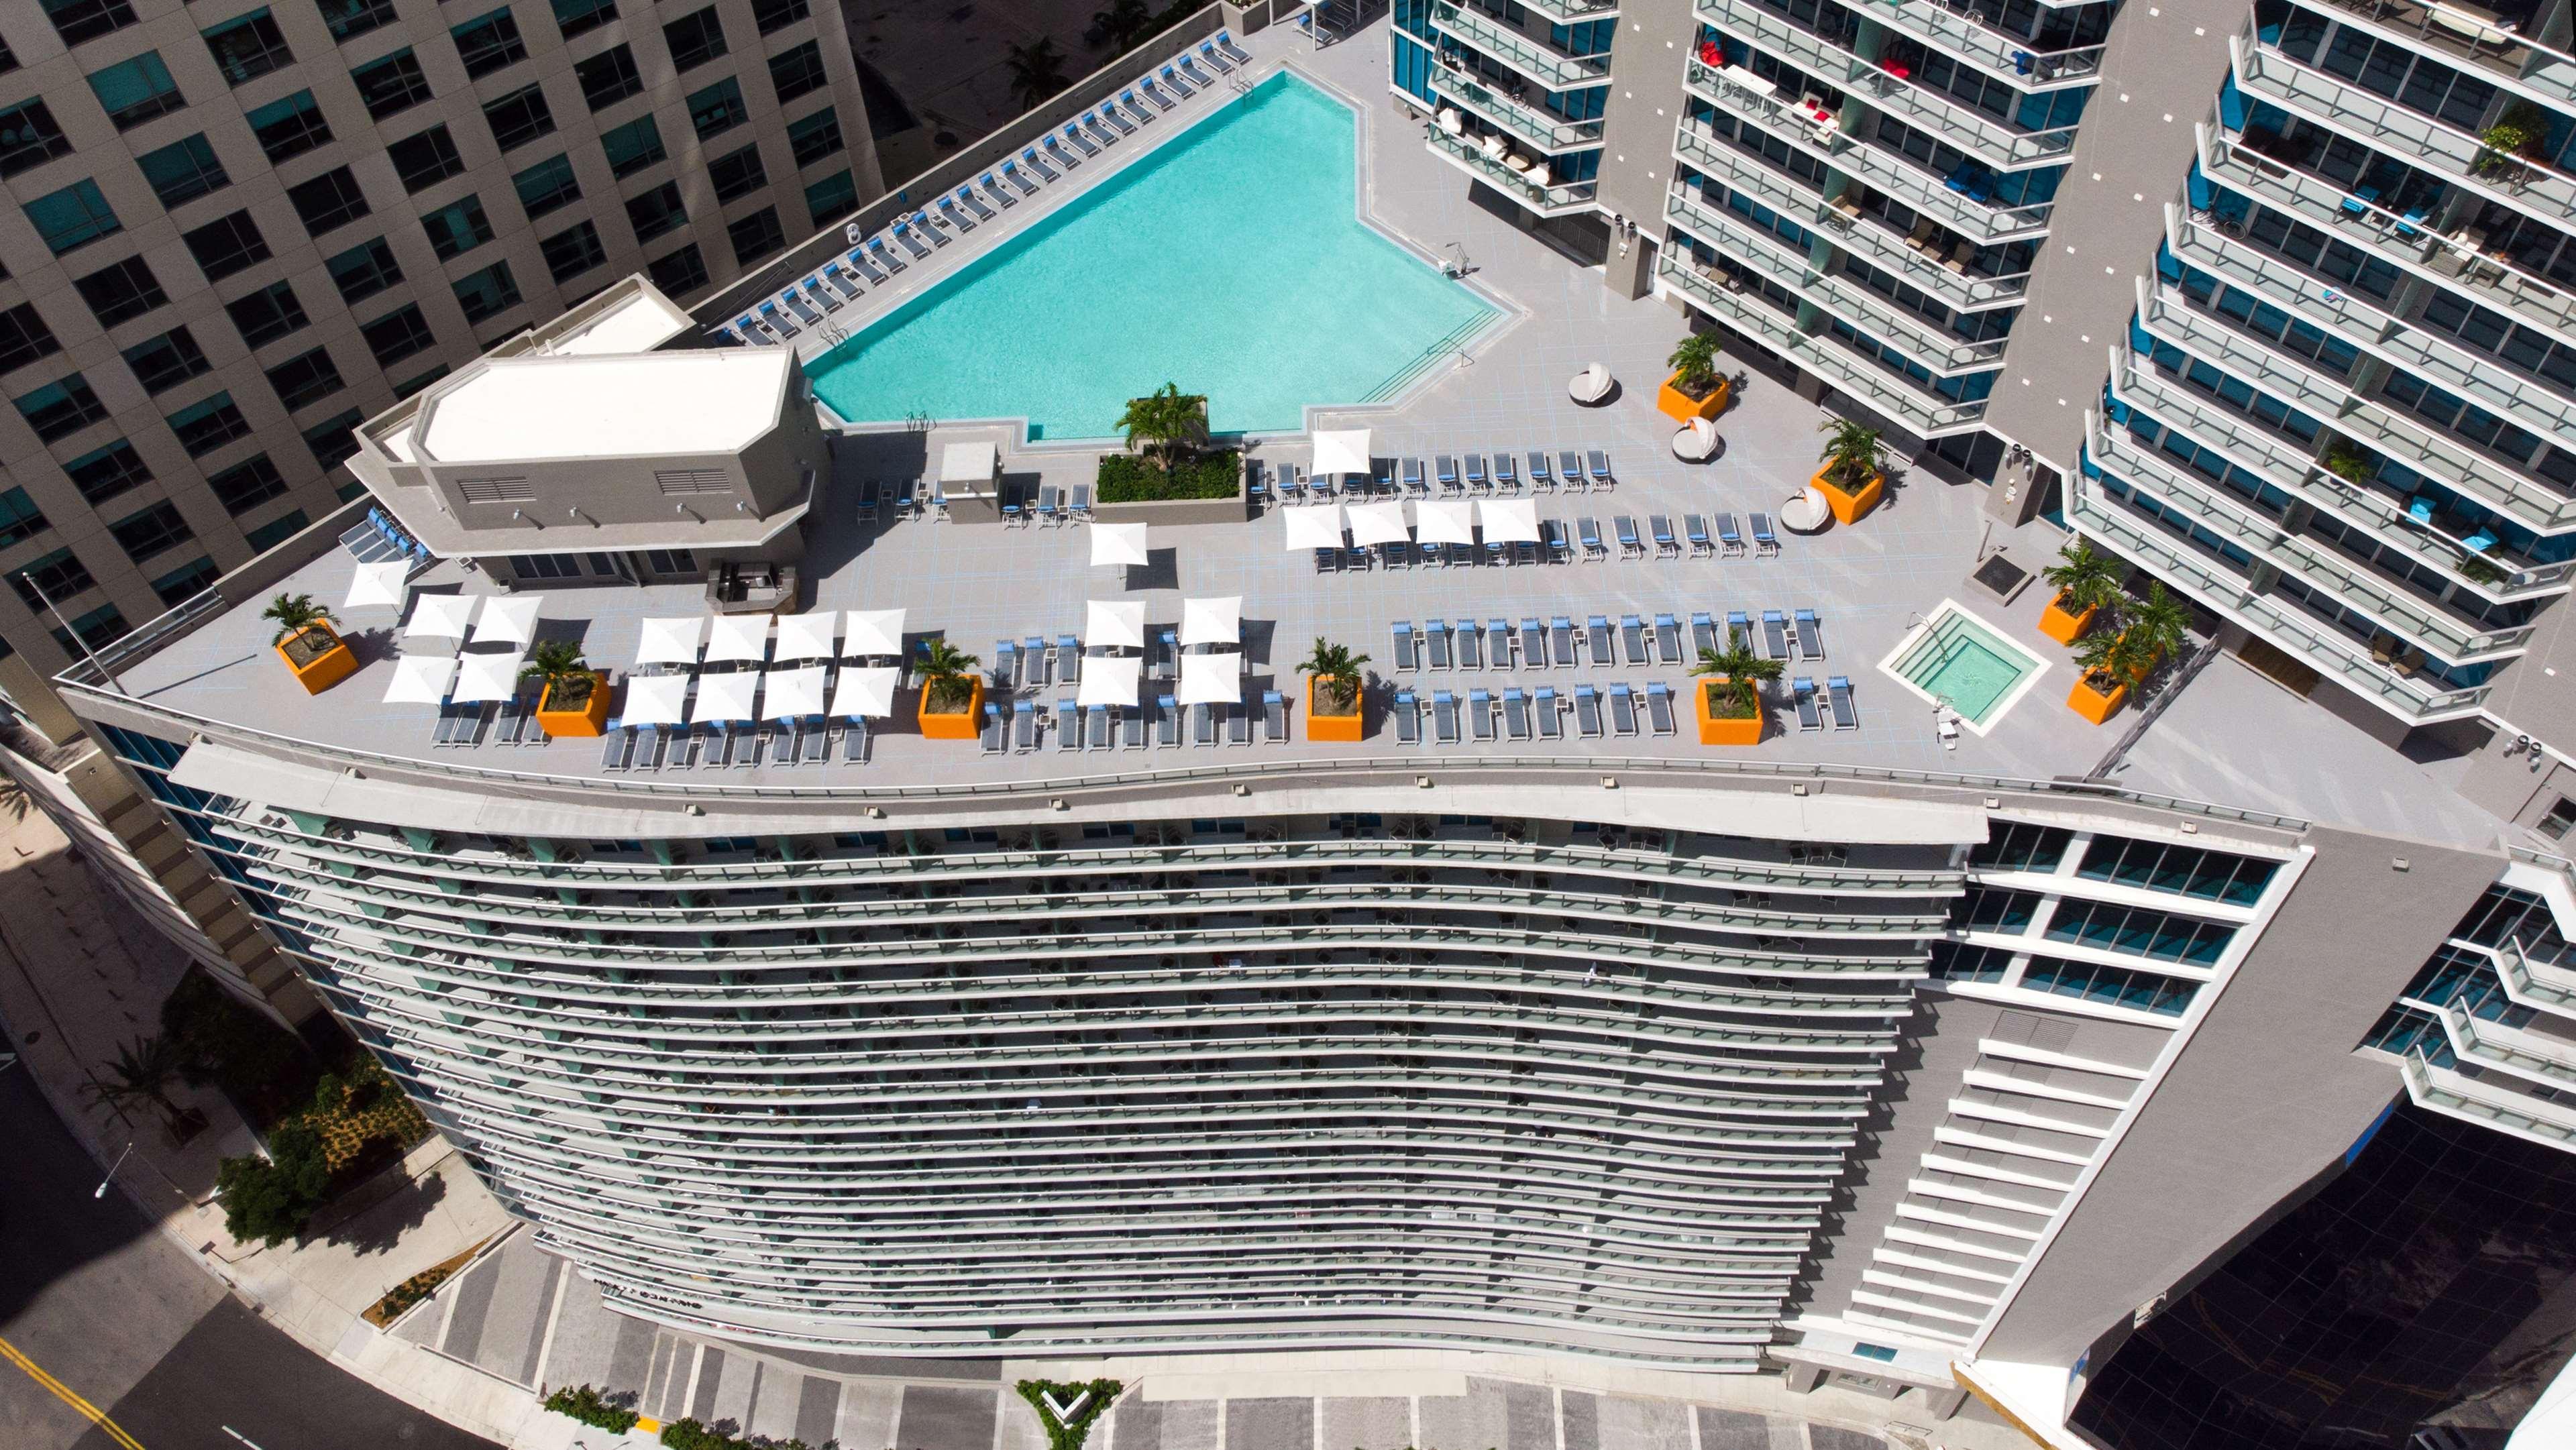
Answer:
[0,1333,148,1450]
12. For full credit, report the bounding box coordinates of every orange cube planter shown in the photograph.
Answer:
[1307,675,1362,742]
[1695,679,1766,745]
[535,673,611,736]
[1811,465,1884,524]
[1656,370,1731,423]
[2068,671,2129,724]
[918,675,983,739]
[276,624,357,695]
[2037,593,2098,645]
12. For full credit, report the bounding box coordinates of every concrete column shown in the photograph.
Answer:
[1605,233,1654,300]
[1784,1364,1825,1394]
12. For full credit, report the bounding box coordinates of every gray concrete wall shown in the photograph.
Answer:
[1593,4,1701,233]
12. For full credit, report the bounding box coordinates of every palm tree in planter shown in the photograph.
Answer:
[1300,637,1371,741]
[2121,582,2194,679]
[1813,419,1890,523]
[264,593,356,693]
[523,639,608,736]
[2037,541,2124,645]
[1690,643,1784,745]
[84,1034,208,1143]
[2068,625,2155,724]
[916,638,985,739]
[1658,331,1731,422]
[1104,384,1224,502]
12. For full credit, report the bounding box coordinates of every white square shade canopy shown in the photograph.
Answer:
[1311,428,1371,477]
[469,594,541,647]
[635,615,706,667]
[382,653,457,704]
[762,665,828,719]
[1479,496,1542,543]
[1177,651,1243,705]
[1179,595,1240,647]
[1091,522,1148,567]
[1086,599,1146,651]
[623,673,690,726]
[938,441,998,486]
[773,611,839,661]
[842,608,906,658]
[451,651,525,703]
[1345,501,1409,548]
[830,665,902,718]
[704,613,770,663]
[692,670,759,722]
[1416,499,1477,546]
[343,559,409,611]
[1078,653,1143,708]
[403,593,478,641]
[1281,506,1346,551]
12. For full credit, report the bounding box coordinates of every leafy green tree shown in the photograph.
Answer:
[1666,331,1725,398]
[217,1120,333,1246]
[2039,541,2124,621]
[1690,643,1782,719]
[1299,638,1371,714]
[1116,384,1210,489]
[521,638,596,707]
[1815,418,1888,490]
[262,592,332,645]
[916,638,982,714]
[2120,583,2194,675]
[83,1034,197,1133]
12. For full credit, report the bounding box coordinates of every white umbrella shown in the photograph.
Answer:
[343,559,409,611]
[382,653,456,704]
[404,593,477,642]
[692,670,759,722]
[1311,428,1372,477]
[1281,506,1346,551]
[470,594,541,647]
[635,616,706,667]
[1416,499,1477,546]
[451,651,524,704]
[1479,496,1541,543]
[1180,595,1241,647]
[1086,599,1147,651]
[773,611,839,661]
[762,665,828,720]
[843,608,906,658]
[830,665,902,718]
[1178,651,1244,705]
[704,613,769,664]
[623,673,690,726]
[1346,500,1410,547]
[1078,654,1143,708]
[1091,522,1148,567]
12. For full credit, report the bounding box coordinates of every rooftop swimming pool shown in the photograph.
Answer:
[1880,602,2048,733]
[806,72,1500,441]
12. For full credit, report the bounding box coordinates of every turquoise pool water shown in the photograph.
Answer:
[807,74,1499,440]
[1893,610,2034,725]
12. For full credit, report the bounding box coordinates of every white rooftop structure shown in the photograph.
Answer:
[411,351,792,463]
[535,283,692,357]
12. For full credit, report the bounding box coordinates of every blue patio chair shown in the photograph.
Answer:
[1503,687,1532,741]
[1794,608,1823,660]
[1536,685,1562,740]
[1520,618,1547,667]
[1693,611,1719,657]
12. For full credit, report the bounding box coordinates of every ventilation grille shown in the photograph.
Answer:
[456,476,534,503]
[655,469,731,496]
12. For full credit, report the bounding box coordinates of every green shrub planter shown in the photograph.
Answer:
[661,1417,816,1450]
[543,1383,639,1435]
[1097,450,1239,502]
[1019,1378,1124,1450]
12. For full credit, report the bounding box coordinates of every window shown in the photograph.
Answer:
[576,44,643,109]
[50,603,131,655]
[45,0,141,46]
[284,167,370,237]
[246,90,330,162]
[0,304,62,374]
[751,0,810,35]
[687,77,747,140]
[203,8,292,87]
[452,260,522,327]
[1927,940,2014,985]
[786,107,842,166]
[451,8,528,78]
[318,0,396,42]
[15,374,109,443]
[767,40,826,105]
[643,547,696,575]
[708,143,767,203]
[600,115,665,176]
[647,242,708,296]
[421,195,494,260]
[150,556,220,607]
[181,209,271,280]
[1959,885,2040,932]
[10,549,99,610]
[2021,957,2197,1017]
[394,364,449,398]
[111,502,194,563]
[552,0,617,38]
[87,52,183,129]
[2541,797,2576,842]
[121,327,211,394]
[302,408,364,471]
[539,219,606,283]
[207,454,288,513]
[25,180,121,256]
[225,279,307,348]
[665,7,728,70]
[624,181,686,242]
[2045,899,2237,966]
[64,439,150,504]
[0,99,74,177]
[803,169,855,229]
[265,346,343,410]
[360,304,436,367]
[482,83,555,152]
[389,125,466,192]
[325,237,402,304]
[727,205,784,266]
[0,488,48,549]
[244,508,307,551]
[2077,836,2279,905]
[350,48,433,121]
[136,133,231,207]
[1971,821,2071,873]
[72,257,166,327]
[513,153,580,219]
[166,391,251,455]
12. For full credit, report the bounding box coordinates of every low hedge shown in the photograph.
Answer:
[660,1417,813,1450]
[1018,1379,1123,1450]
[1097,450,1239,502]
[544,1384,639,1435]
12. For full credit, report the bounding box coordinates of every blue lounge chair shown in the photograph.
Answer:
[1729,611,1753,649]
[1752,512,1780,555]
[1024,635,1049,687]
[1549,616,1575,665]
[1686,514,1714,557]
[1486,620,1513,667]
[1528,451,1554,491]
[1542,518,1570,562]
[1559,450,1585,492]
[1159,693,1181,746]
[847,246,889,282]
[1081,111,1120,146]
[843,717,868,763]
[1587,450,1613,488]
[994,640,1018,689]
[1495,452,1518,492]
[1013,699,1036,752]
[781,288,824,327]
[1619,614,1647,665]
[867,236,906,273]
[1616,516,1645,559]
[891,223,931,260]
[1437,455,1460,494]
[955,184,995,221]
[1520,618,1547,668]
[1392,621,1417,671]
[1396,689,1420,744]
[601,723,637,771]
[822,263,863,302]
[1455,619,1483,669]
[1263,689,1287,742]
[1763,610,1790,660]
[1655,614,1682,662]
[1794,608,1823,660]
[1536,685,1562,740]
[1425,620,1453,669]
[1793,677,1821,731]
[1470,687,1497,742]
[1057,700,1080,751]
[1178,52,1216,89]
[1000,161,1040,197]
[1198,40,1234,74]
[914,209,951,244]
[983,170,1020,206]
[1057,634,1079,683]
[1828,675,1860,730]
[1464,455,1487,492]
[1693,612,1718,657]
[1587,614,1613,661]
[1652,514,1680,557]
[1099,102,1137,136]
[1432,689,1461,744]
[1121,87,1159,120]
[1646,682,1676,736]
[1022,146,1059,181]
[1161,64,1195,98]
[1138,77,1177,111]
[1578,517,1607,560]
[1216,29,1252,64]
[1609,683,1639,736]
[1503,687,1532,741]
[1574,685,1603,739]
[1402,457,1426,494]
[1061,123,1099,159]
[936,195,973,231]
[1124,708,1146,750]
[981,704,1006,752]
[759,301,799,337]
[1716,512,1745,555]
[1089,704,1112,750]
[1044,134,1081,171]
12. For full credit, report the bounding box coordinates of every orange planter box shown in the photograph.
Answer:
[1694,679,1766,746]
[1811,465,1884,524]
[276,624,357,695]
[2037,593,2097,645]
[536,672,610,736]
[1656,370,1730,423]
[918,675,983,739]
[1307,675,1362,742]
[2068,671,2129,724]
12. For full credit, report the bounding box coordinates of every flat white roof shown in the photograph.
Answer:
[543,286,692,356]
[415,351,792,463]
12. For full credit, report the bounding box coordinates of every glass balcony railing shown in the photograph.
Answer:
[1860,0,2107,91]
[1424,125,1599,213]
[1430,3,1612,89]
[1658,256,1990,436]
[2305,0,2576,105]
[2401,1048,2576,1146]
[2432,998,2576,1091]
[1429,68,1605,154]
[1515,0,1621,19]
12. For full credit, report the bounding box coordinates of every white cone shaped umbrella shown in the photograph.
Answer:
[761,665,828,719]
[1091,522,1149,567]
[1346,501,1409,547]
[382,653,456,704]
[403,593,477,642]
[1078,655,1143,708]
[470,595,541,647]
[343,559,409,611]
[1282,506,1346,551]
[843,608,906,658]
[623,673,690,726]
[1086,599,1146,651]
[773,611,839,661]
[1416,499,1477,546]
[1479,496,1541,543]
[1180,595,1241,647]
[1311,429,1371,478]
[692,671,758,722]
[830,665,902,718]
[1178,651,1243,704]
[704,613,770,664]
[635,616,706,667]
[451,651,524,703]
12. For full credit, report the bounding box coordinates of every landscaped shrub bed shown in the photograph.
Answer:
[1018,1378,1123,1450]
[1096,449,1238,502]
[544,1384,639,1435]
[660,1416,816,1449]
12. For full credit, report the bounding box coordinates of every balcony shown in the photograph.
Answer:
[1430,3,1612,90]
[1515,0,1622,19]
[1866,1,2106,93]
[1424,125,1600,215]
[2400,1048,2576,1149]
[1430,68,1605,154]
[1658,256,1989,437]
[2303,0,2576,107]
[2430,997,2576,1093]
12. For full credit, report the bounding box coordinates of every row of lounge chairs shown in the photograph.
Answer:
[429,693,541,748]
[1393,683,1678,743]
[1257,451,1614,504]
[601,716,868,772]
[979,687,1287,755]
[1391,610,1825,672]
[1792,675,1862,732]
[1311,512,1782,571]
[853,478,1097,526]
